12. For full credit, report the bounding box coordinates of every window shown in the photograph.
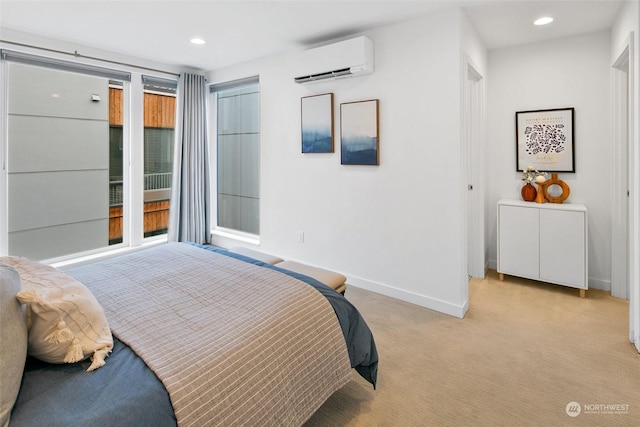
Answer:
[211,78,260,236]
[107,77,176,244]
[1,50,178,262]
[4,60,128,260]
[142,77,176,239]
[109,82,125,244]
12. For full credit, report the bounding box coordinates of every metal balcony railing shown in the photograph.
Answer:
[145,172,172,191]
[109,172,172,206]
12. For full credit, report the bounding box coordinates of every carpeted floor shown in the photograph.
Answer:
[305,270,640,426]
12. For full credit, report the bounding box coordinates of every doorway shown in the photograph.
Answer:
[612,45,630,301]
[464,58,485,280]
[612,33,638,352]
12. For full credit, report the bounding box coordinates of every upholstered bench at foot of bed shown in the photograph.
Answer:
[228,247,284,265]
[277,261,347,295]
[226,247,347,294]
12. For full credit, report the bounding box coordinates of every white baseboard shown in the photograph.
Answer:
[345,275,468,319]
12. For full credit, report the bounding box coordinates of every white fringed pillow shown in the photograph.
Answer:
[0,256,113,372]
[0,263,27,427]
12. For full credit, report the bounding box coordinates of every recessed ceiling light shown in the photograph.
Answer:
[534,17,554,26]
[190,37,206,45]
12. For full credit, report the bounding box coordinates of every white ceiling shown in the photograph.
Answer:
[0,0,625,71]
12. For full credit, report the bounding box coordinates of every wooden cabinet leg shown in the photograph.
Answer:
[579,289,586,298]
[498,273,504,281]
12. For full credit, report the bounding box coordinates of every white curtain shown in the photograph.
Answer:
[168,73,211,244]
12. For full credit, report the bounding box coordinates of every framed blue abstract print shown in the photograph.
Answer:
[301,93,334,153]
[340,99,379,165]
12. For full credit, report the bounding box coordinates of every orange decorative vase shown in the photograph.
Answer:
[521,182,537,202]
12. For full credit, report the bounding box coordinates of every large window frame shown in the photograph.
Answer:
[209,76,260,243]
[0,50,178,265]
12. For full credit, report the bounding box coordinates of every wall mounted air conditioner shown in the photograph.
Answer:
[293,36,374,84]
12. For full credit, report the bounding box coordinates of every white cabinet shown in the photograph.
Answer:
[497,199,588,296]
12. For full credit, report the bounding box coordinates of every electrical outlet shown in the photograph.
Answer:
[298,231,304,243]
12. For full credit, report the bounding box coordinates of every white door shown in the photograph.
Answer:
[464,60,485,279]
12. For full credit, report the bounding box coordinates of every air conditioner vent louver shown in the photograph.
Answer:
[293,36,374,84]
[294,68,352,84]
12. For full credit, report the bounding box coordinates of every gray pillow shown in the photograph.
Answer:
[0,263,27,427]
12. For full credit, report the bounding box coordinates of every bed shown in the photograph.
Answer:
[1,242,378,427]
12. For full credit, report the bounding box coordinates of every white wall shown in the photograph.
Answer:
[486,31,613,290]
[209,8,478,317]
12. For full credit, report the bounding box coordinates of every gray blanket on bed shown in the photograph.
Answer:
[70,243,352,426]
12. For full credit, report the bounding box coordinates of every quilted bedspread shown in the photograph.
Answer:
[69,242,353,426]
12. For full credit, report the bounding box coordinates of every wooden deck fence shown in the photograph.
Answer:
[109,200,170,242]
